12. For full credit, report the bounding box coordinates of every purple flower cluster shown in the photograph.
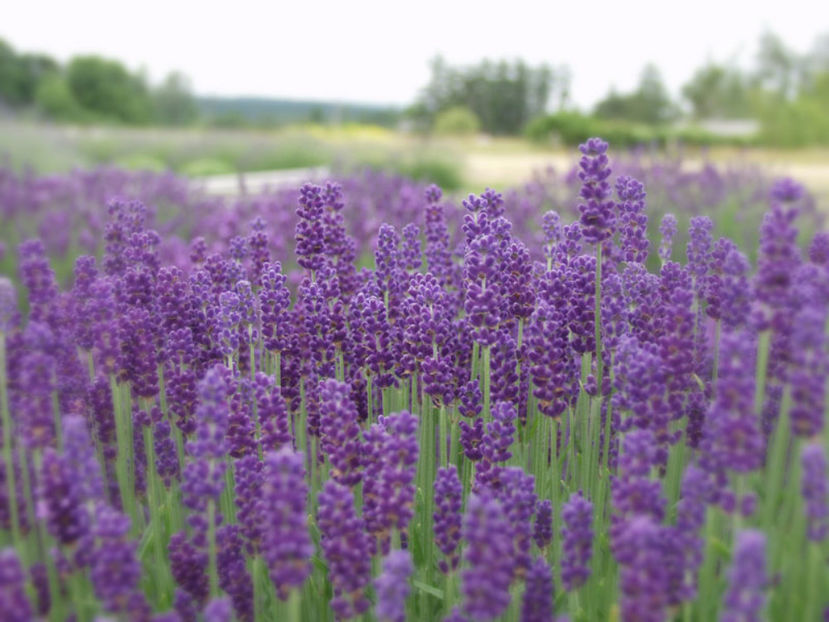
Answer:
[0,138,825,621]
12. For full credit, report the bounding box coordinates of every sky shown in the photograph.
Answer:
[3,0,827,109]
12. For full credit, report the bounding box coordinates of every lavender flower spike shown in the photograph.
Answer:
[721,530,767,622]
[802,442,829,542]
[318,480,373,619]
[260,448,313,599]
[0,548,32,622]
[561,490,593,591]
[461,492,513,621]
[374,550,413,622]
[577,138,615,244]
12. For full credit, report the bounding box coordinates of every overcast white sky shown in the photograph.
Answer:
[3,0,827,109]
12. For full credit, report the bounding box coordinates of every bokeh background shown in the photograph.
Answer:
[1,0,828,199]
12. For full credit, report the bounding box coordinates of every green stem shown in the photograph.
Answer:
[110,376,137,533]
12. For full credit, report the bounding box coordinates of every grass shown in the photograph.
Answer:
[1,119,828,201]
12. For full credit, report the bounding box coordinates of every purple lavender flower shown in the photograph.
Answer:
[170,531,209,611]
[561,490,593,591]
[615,176,649,264]
[118,306,158,398]
[151,409,180,487]
[19,239,57,323]
[0,548,32,622]
[802,442,828,542]
[374,550,412,622]
[686,216,713,283]
[521,558,554,622]
[214,290,242,359]
[183,366,229,512]
[0,277,16,332]
[295,183,327,272]
[577,138,615,244]
[533,499,553,550]
[259,448,312,599]
[38,447,87,546]
[259,262,292,355]
[63,414,105,501]
[217,525,253,621]
[526,296,573,419]
[203,597,233,622]
[424,192,453,288]
[755,191,801,315]
[319,378,363,486]
[401,223,422,272]
[317,480,373,619]
[495,467,537,578]
[463,233,504,347]
[89,504,149,617]
[476,401,517,490]
[614,516,672,622]
[789,306,828,437]
[700,330,764,477]
[434,465,463,573]
[362,411,418,554]
[255,372,292,452]
[721,530,767,622]
[461,492,514,620]
[658,214,677,263]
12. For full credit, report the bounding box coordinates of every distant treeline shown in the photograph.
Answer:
[196,96,400,128]
[2,31,829,146]
[0,38,198,125]
[412,32,829,147]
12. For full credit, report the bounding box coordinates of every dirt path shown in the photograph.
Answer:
[463,152,829,205]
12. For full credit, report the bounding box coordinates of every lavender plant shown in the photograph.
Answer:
[0,139,825,622]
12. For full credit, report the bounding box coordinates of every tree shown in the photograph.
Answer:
[682,63,753,119]
[594,64,677,125]
[35,74,83,120]
[413,56,569,135]
[152,72,197,125]
[0,38,26,106]
[67,55,152,123]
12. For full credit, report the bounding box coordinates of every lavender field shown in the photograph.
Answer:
[0,137,827,621]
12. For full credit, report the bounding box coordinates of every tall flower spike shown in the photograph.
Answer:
[721,530,767,622]
[89,504,149,617]
[658,214,677,263]
[533,499,553,550]
[615,176,649,264]
[434,465,463,573]
[319,378,363,487]
[614,516,672,622]
[801,442,828,542]
[259,448,313,599]
[577,138,614,244]
[38,447,87,546]
[561,490,593,591]
[318,480,373,619]
[374,550,413,622]
[0,548,32,622]
[521,558,554,622]
[461,492,514,621]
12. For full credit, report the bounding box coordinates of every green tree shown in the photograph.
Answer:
[17,53,59,103]
[433,105,480,135]
[682,63,754,119]
[35,73,83,120]
[152,71,197,125]
[0,38,26,106]
[414,56,568,135]
[67,55,152,123]
[594,64,677,125]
